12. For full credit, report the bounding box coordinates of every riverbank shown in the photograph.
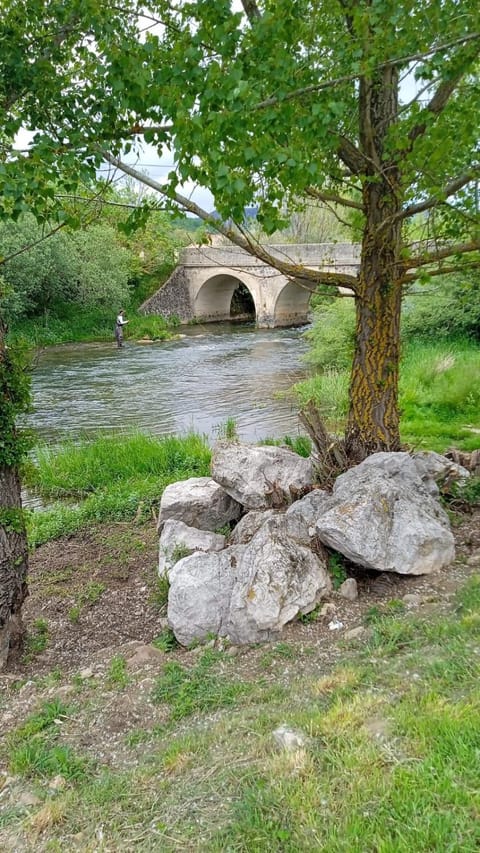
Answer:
[9,306,180,347]
[1,505,479,849]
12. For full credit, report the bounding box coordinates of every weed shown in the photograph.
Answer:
[68,581,105,623]
[23,618,49,662]
[150,574,170,611]
[298,605,321,624]
[215,417,239,442]
[327,552,347,589]
[106,656,130,688]
[152,629,178,653]
[170,543,192,565]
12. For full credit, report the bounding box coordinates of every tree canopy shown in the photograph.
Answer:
[1,0,479,455]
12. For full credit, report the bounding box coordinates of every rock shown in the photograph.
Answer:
[158,519,226,577]
[126,644,165,669]
[272,725,306,752]
[338,578,358,601]
[79,667,93,679]
[403,593,424,607]
[225,516,332,644]
[412,450,470,492]
[315,452,455,575]
[285,489,330,545]
[157,477,242,533]
[167,548,240,647]
[49,775,67,791]
[211,443,315,510]
[467,551,480,567]
[319,602,336,619]
[328,619,344,631]
[344,626,367,641]
[168,516,331,647]
[229,509,279,544]
[18,791,42,807]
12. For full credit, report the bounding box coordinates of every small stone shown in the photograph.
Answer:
[338,578,358,601]
[320,602,336,619]
[273,725,306,752]
[328,619,344,631]
[467,552,480,567]
[49,775,67,791]
[344,626,367,641]
[126,644,165,669]
[226,645,241,657]
[403,593,423,607]
[79,667,93,679]
[18,791,42,807]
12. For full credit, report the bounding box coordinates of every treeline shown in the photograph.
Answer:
[0,186,204,343]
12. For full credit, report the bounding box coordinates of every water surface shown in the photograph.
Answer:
[30,323,309,444]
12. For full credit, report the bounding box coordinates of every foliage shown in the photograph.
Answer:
[327,552,348,589]
[402,272,480,342]
[304,297,356,371]
[152,628,178,653]
[22,617,49,663]
[0,217,133,323]
[0,325,32,467]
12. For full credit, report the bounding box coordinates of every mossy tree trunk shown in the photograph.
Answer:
[0,319,29,668]
[345,66,404,459]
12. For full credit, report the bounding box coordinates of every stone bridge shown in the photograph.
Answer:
[140,242,360,328]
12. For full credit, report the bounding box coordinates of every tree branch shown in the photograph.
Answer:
[401,259,480,283]
[241,0,262,22]
[103,152,359,292]
[403,240,480,271]
[304,186,364,211]
[381,167,480,227]
[0,223,66,266]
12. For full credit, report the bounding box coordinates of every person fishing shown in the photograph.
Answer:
[115,309,129,348]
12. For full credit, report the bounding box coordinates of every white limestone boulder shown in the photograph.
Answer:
[315,452,455,575]
[167,548,242,647]
[157,476,242,533]
[211,443,315,510]
[225,516,332,644]
[285,489,330,545]
[412,450,470,492]
[229,509,279,545]
[158,519,226,577]
[167,516,331,647]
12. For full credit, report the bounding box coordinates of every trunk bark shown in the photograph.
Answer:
[345,63,403,459]
[0,321,28,668]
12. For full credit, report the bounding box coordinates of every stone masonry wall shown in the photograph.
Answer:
[139,266,194,322]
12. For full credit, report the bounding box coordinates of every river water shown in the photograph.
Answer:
[30,323,310,444]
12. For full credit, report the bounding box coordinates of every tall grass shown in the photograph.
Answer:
[296,339,480,451]
[25,432,211,546]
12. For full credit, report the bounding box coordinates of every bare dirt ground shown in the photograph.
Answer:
[1,507,479,776]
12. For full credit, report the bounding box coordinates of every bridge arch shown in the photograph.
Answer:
[272,279,312,327]
[192,271,262,323]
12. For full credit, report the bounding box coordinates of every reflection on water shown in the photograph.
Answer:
[30,323,309,443]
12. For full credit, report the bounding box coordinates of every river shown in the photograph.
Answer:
[30,323,310,444]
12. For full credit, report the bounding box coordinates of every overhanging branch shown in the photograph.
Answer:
[304,186,364,211]
[381,168,480,227]
[103,152,359,292]
[403,240,480,271]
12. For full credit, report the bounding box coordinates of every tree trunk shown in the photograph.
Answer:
[345,65,403,460]
[0,321,29,668]
[0,466,28,667]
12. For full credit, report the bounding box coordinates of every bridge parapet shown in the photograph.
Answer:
[179,242,360,270]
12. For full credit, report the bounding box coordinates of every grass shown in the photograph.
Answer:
[25,431,211,546]
[4,700,88,782]
[2,575,480,849]
[296,338,480,452]
[152,648,255,721]
[22,617,49,663]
